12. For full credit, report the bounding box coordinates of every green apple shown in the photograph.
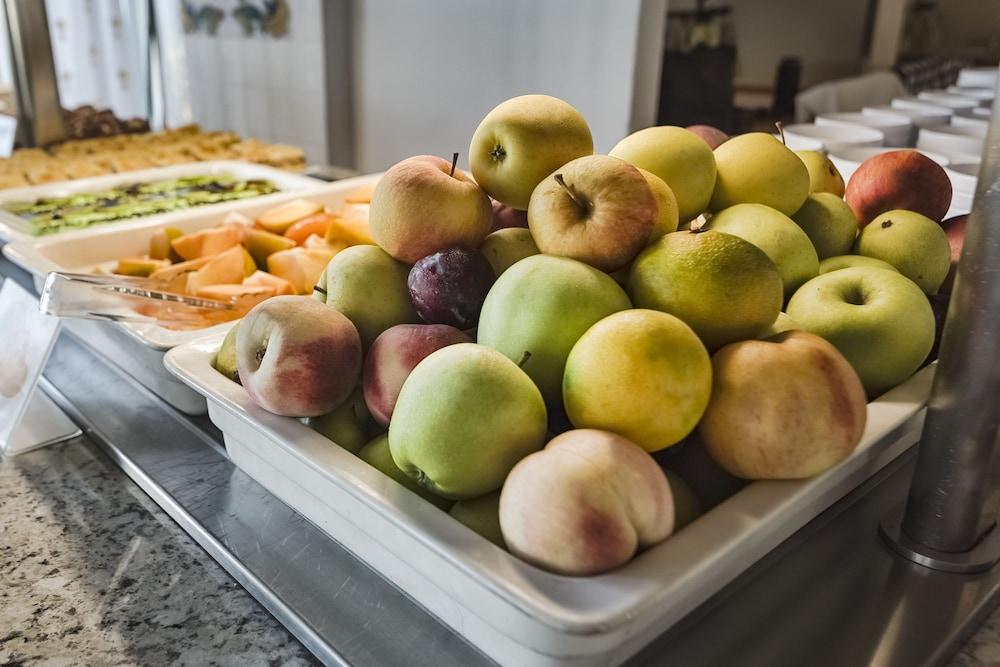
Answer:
[314,245,420,349]
[637,167,679,241]
[629,230,783,349]
[795,150,845,196]
[479,228,539,276]
[563,309,712,452]
[705,203,819,299]
[307,387,379,454]
[819,254,898,274]
[368,155,493,264]
[469,95,594,210]
[853,209,951,294]
[791,193,858,259]
[449,491,505,547]
[389,343,547,499]
[710,133,810,215]
[609,126,716,222]
[527,155,657,272]
[664,470,703,530]
[358,434,453,510]
[786,267,935,396]
[212,323,240,383]
[478,254,630,406]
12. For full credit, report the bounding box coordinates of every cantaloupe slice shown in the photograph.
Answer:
[325,203,374,246]
[243,270,296,295]
[149,255,215,282]
[240,247,256,276]
[195,283,275,302]
[345,182,376,204]
[171,225,242,261]
[116,257,171,277]
[185,246,247,295]
[244,228,296,268]
[256,199,323,234]
[149,227,184,260]
[284,213,336,245]
[267,247,335,294]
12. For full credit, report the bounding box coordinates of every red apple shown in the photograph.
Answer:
[236,296,362,417]
[490,198,529,231]
[844,150,952,227]
[686,124,729,149]
[362,324,471,426]
[939,213,967,295]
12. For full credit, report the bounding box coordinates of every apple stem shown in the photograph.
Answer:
[517,351,532,368]
[775,121,786,146]
[450,152,459,177]
[554,174,589,214]
[313,284,328,296]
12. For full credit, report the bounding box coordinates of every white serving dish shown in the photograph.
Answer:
[915,92,981,110]
[165,331,936,667]
[957,68,998,89]
[783,123,884,149]
[0,160,324,243]
[891,97,955,115]
[775,132,823,151]
[3,173,382,414]
[917,125,986,159]
[862,105,951,145]
[947,86,995,101]
[816,112,912,147]
[951,114,990,130]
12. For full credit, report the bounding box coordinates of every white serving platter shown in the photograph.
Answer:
[0,160,325,243]
[165,331,936,667]
[3,173,382,414]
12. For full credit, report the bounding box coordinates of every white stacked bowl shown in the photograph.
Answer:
[782,123,884,150]
[917,124,986,160]
[915,92,981,110]
[891,97,959,115]
[863,105,952,144]
[957,67,998,88]
[816,112,912,147]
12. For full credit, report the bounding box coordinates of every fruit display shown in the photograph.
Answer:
[5,174,280,236]
[211,97,955,577]
[0,123,306,190]
[102,186,375,328]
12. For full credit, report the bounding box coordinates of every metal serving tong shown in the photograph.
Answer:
[39,272,239,329]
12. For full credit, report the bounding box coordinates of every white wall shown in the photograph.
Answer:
[181,0,328,162]
[351,0,663,173]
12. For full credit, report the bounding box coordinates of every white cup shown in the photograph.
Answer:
[782,123,884,150]
[917,125,985,159]
[816,112,912,147]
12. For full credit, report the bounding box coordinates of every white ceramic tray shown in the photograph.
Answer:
[0,160,325,243]
[4,173,381,414]
[165,331,936,666]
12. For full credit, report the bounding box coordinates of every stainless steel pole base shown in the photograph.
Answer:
[880,506,1000,574]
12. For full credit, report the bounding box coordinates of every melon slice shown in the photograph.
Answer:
[325,203,373,246]
[244,270,296,296]
[171,225,242,261]
[284,213,336,245]
[185,246,247,295]
[149,226,184,260]
[256,199,323,234]
[244,228,296,268]
[116,257,171,277]
[240,247,256,276]
[149,255,215,282]
[267,247,335,294]
[194,283,276,309]
[345,182,377,204]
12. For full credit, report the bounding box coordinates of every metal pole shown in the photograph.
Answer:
[3,0,65,147]
[881,69,1000,571]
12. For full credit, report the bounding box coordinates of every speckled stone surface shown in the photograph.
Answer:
[0,436,317,666]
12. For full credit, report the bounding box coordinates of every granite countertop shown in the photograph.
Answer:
[2,435,1000,666]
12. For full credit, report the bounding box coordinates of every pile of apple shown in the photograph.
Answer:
[214,94,961,577]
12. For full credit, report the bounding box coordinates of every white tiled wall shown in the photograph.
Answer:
[182,0,328,163]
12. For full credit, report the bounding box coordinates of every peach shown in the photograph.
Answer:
[362,324,471,426]
[490,198,529,231]
[236,295,362,417]
[699,330,867,479]
[845,150,952,227]
[499,429,674,576]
